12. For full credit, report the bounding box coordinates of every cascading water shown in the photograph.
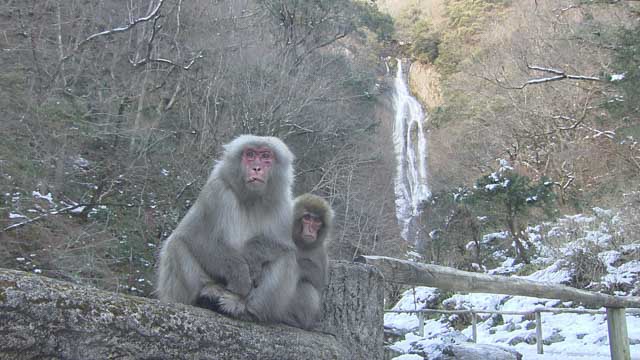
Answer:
[391,59,431,244]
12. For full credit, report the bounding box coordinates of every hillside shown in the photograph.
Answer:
[0,0,400,296]
[0,0,639,323]
[375,0,640,270]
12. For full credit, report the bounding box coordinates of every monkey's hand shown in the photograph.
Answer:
[226,274,252,297]
[199,283,226,302]
[218,292,249,318]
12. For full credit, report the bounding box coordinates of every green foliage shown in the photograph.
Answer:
[445,0,507,32]
[465,162,556,263]
[608,24,640,120]
[470,165,555,222]
[435,0,509,75]
[355,1,395,41]
[0,70,27,110]
[516,262,545,277]
[410,21,441,64]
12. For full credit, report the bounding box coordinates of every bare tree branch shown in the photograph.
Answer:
[76,0,165,53]
[3,202,131,232]
[515,65,601,88]
[488,65,602,90]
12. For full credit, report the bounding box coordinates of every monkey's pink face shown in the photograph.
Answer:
[242,146,275,187]
[301,212,323,244]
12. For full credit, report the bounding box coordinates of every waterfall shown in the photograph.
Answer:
[391,59,431,244]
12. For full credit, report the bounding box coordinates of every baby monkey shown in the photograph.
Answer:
[197,194,332,330]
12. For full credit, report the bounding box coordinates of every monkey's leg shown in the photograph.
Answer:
[157,238,209,304]
[188,239,253,298]
[197,283,254,320]
[283,282,322,330]
[245,253,298,323]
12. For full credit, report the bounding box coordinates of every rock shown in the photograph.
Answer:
[524,333,538,345]
[488,313,504,327]
[502,322,516,332]
[438,332,470,344]
[507,335,525,346]
[385,346,405,360]
[543,329,566,345]
[430,343,522,360]
[1,261,385,360]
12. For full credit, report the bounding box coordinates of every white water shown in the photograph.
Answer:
[391,59,431,243]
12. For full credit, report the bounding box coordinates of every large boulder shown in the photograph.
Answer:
[0,261,384,360]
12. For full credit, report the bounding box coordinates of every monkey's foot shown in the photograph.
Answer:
[199,283,225,300]
[195,283,226,311]
[218,292,248,318]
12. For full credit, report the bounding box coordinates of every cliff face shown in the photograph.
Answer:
[409,62,443,110]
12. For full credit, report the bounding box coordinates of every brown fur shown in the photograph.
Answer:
[283,194,332,330]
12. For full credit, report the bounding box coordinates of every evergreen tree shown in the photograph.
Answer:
[469,160,555,264]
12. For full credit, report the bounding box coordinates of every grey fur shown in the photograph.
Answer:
[155,135,296,313]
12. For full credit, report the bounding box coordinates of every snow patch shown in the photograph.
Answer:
[610,73,625,81]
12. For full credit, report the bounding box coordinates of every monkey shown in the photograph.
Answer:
[199,233,298,322]
[155,134,297,316]
[282,193,333,330]
[197,194,332,329]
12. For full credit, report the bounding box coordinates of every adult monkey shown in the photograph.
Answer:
[210,193,332,329]
[284,193,332,329]
[156,134,297,317]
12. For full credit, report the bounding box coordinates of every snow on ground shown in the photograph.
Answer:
[388,294,640,359]
[387,207,640,359]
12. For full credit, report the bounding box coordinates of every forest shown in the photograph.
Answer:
[1,0,639,308]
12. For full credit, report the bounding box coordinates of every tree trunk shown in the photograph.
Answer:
[320,261,385,360]
[0,261,384,359]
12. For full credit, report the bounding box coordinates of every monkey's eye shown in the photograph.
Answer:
[260,151,274,160]
[303,213,322,224]
[244,149,257,160]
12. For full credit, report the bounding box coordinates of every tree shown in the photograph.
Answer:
[469,160,555,264]
[0,0,399,298]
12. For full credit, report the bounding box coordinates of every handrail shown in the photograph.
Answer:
[357,255,640,308]
[360,255,635,359]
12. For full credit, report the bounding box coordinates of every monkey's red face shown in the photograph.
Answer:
[242,146,274,187]
[301,211,323,244]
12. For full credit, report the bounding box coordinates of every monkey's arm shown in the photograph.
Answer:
[298,255,327,291]
[245,252,298,322]
[243,236,286,286]
[188,237,253,297]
